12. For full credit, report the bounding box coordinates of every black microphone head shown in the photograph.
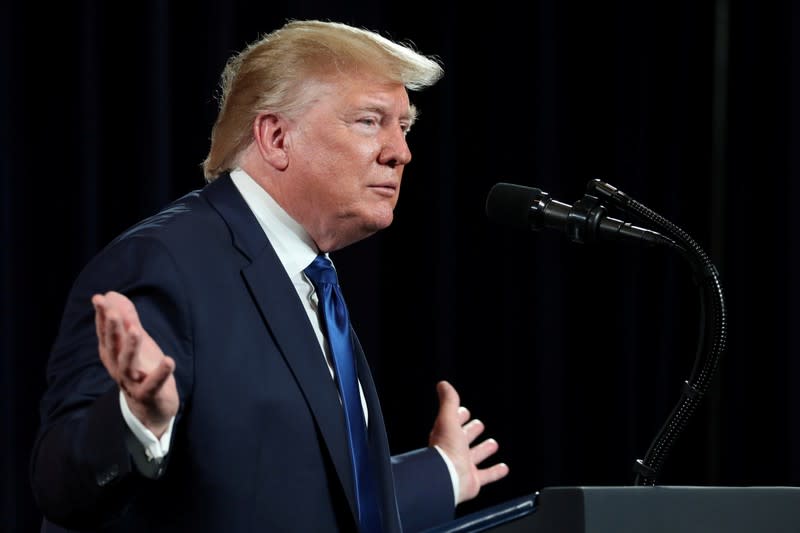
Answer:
[485,182,544,229]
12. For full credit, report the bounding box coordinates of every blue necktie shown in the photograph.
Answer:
[304,254,382,533]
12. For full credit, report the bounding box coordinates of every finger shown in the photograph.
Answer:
[105,290,144,331]
[92,294,108,348]
[457,406,471,425]
[98,314,125,383]
[132,356,175,402]
[436,380,460,415]
[121,325,145,383]
[470,437,499,465]
[116,321,140,388]
[94,297,124,381]
[106,311,123,362]
[104,290,128,307]
[463,418,485,445]
[118,295,143,331]
[476,462,510,488]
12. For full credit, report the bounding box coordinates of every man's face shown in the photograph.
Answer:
[284,74,414,251]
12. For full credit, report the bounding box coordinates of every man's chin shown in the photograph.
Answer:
[370,211,394,232]
[359,204,395,231]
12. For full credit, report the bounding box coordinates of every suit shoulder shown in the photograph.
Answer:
[109,188,217,246]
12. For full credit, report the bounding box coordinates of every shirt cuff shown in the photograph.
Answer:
[433,445,460,506]
[119,390,175,461]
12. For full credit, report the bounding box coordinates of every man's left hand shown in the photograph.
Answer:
[428,380,510,504]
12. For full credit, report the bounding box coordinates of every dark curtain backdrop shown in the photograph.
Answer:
[4,0,800,530]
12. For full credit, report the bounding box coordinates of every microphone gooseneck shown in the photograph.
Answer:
[585,178,727,486]
[485,179,727,486]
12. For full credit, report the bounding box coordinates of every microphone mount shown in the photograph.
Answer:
[485,182,681,250]
[561,191,679,250]
[565,193,607,243]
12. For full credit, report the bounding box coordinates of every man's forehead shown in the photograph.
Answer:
[302,74,413,117]
[350,85,412,113]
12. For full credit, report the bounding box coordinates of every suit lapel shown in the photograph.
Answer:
[202,175,359,517]
[353,335,403,533]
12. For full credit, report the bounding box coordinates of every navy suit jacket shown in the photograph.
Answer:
[31,175,454,532]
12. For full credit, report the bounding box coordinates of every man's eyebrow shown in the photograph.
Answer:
[356,104,417,124]
[357,105,387,115]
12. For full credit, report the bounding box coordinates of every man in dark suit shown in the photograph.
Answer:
[31,20,508,532]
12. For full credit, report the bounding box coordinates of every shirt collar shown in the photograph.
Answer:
[229,167,320,276]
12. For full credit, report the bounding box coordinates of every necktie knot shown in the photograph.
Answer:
[305,254,339,287]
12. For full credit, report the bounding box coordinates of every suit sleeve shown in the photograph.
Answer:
[30,235,194,529]
[392,447,455,532]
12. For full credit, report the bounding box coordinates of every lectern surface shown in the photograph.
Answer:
[427,486,800,533]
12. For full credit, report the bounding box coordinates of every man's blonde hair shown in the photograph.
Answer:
[202,20,444,181]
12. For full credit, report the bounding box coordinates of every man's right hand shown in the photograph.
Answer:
[92,291,178,438]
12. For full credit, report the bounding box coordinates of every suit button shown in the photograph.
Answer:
[96,464,120,486]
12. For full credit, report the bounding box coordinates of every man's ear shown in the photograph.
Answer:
[252,112,289,170]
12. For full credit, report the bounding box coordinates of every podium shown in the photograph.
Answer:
[424,486,800,533]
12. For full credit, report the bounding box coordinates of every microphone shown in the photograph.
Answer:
[485,182,676,248]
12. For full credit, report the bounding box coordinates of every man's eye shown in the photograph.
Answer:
[358,117,378,126]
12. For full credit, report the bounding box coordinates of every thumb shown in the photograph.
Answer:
[436,380,460,414]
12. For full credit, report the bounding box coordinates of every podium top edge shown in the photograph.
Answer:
[540,485,800,492]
